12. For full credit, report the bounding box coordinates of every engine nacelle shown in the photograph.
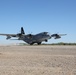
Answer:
[6,36,11,40]
[54,36,61,39]
[51,34,61,39]
[17,33,22,36]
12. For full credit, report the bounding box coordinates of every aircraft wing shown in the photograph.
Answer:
[51,34,67,39]
[58,34,67,36]
[0,33,18,39]
[0,33,17,37]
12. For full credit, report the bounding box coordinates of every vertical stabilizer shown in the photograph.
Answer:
[21,27,25,34]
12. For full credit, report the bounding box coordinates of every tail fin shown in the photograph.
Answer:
[21,27,25,34]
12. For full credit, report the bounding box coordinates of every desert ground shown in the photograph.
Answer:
[0,45,76,75]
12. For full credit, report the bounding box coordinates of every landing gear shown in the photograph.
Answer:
[37,42,41,45]
[29,42,41,45]
[30,43,34,45]
[45,39,48,42]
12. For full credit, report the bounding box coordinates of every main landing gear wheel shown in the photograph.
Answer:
[37,42,41,45]
[30,43,34,45]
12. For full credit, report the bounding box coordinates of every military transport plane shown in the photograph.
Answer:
[0,27,66,45]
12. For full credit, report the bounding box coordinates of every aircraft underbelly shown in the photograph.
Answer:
[22,35,50,44]
[35,36,50,42]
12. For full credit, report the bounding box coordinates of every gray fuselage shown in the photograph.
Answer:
[20,32,51,44]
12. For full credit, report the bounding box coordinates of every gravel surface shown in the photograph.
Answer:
[0,45,76,75]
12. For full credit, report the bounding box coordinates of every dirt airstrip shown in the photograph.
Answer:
[0,45,76,75]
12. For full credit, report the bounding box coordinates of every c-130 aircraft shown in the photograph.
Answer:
[0,27,66,45]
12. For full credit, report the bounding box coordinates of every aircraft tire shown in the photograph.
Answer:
[45,39,48,42]
[37,42,41,45]
[30,43,34,45]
